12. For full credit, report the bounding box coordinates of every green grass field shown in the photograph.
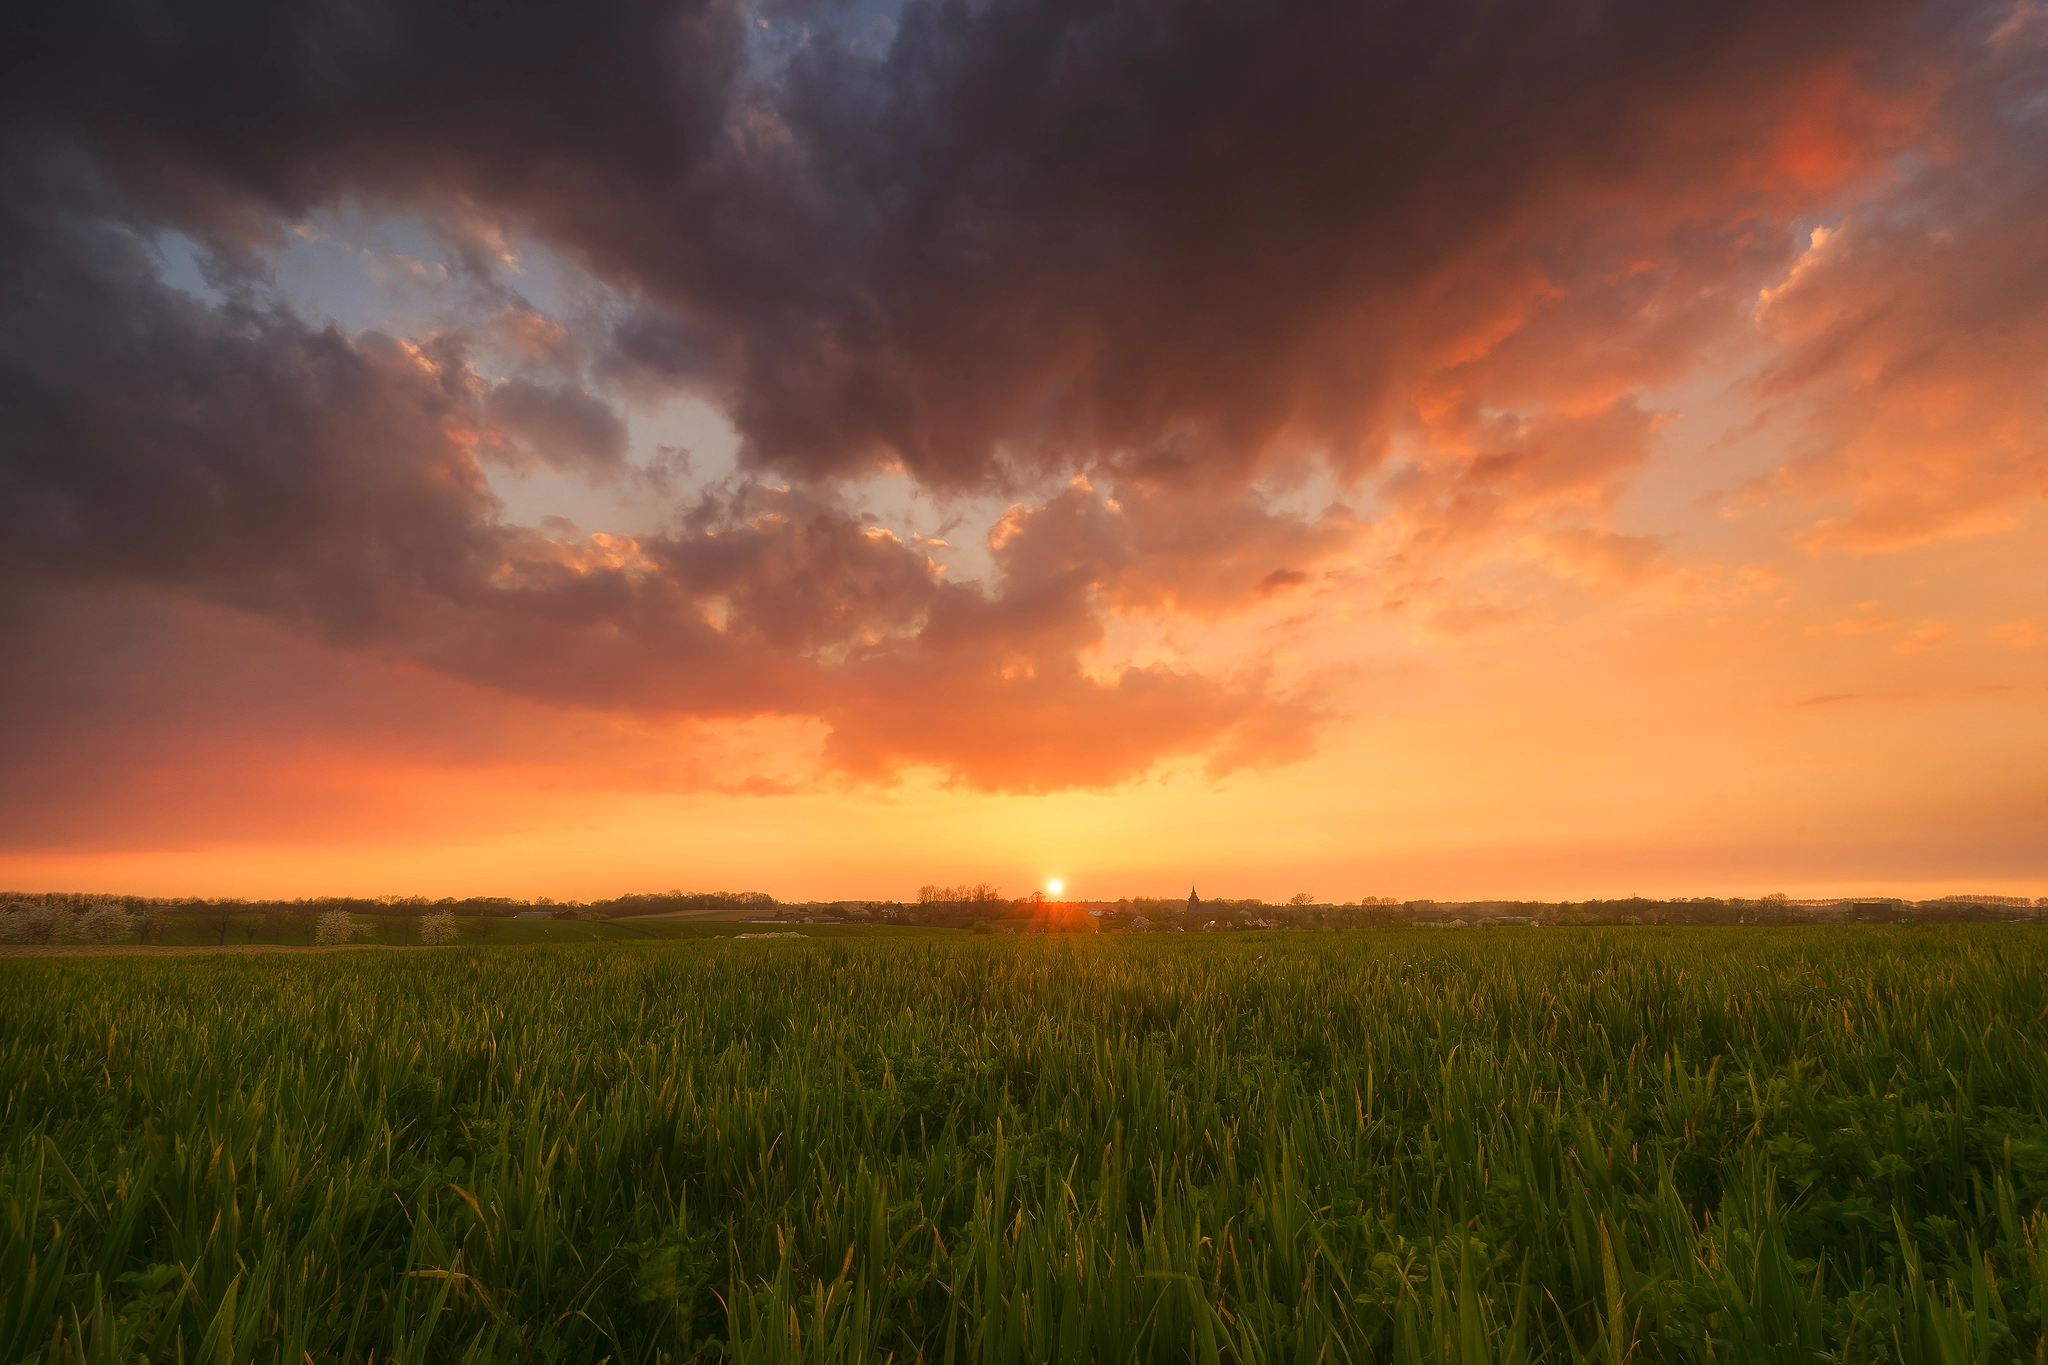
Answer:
[109,914,849,950]
[5,929,2047,1363]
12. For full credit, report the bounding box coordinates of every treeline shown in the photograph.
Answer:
[4,888,2041,937]
[874,891,2048,932]
[0,890,777,921]
[596,890,776,917]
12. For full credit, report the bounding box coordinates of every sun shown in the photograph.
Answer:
[1047,878,1064,897]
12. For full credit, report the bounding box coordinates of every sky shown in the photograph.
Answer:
[0,0,2043,903]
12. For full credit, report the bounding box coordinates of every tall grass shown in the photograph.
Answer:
[4,928,2046,1362]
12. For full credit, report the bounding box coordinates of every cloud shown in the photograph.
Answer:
[3,0,1968,493]
[1749,13,2048,552]
[1384,400,1668,548]
[0,173,1319,790]
[0,0,2034,821]
[1527,530,1671,593]
[0,584,841,850]
[0,171,496,639]
[483,379,630,476]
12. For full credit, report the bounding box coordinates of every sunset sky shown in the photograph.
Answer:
[2,0,2043,902]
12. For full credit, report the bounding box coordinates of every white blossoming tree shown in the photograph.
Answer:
[75,904,137,945]
[314,910,370,946]
[0,904,76,944]
[418,910,459,945]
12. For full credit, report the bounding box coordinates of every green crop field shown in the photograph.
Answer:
[5,929,2047,1363]
[61,914,846,950]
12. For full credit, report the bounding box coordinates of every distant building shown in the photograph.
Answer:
[514,910,551,920]
[1187,886,1201,916]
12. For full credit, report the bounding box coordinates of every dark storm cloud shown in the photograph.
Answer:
[3,0,1957,489]
[685,0,1946,486]
[0,0,2018,798]
[0,160,492,639]
[0,0,744,248]
[0,159,1302,784]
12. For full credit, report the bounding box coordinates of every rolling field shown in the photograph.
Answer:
[5,929,2047,1363]
[26,915,842,951]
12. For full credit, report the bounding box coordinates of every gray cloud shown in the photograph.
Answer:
[484,379,631,477]
[0,0,2021,808]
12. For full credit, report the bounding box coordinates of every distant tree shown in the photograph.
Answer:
[189,907,235,946]
[418,910,459,945]
[314,911,368,946]
[26,905,76,944]
[1288,892,1315,906]
[75,904,137,945]
[1,903,74,944]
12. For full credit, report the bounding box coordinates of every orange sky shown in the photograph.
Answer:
[1,0,2042,902]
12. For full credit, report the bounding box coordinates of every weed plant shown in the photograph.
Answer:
[4,928,2047,1362]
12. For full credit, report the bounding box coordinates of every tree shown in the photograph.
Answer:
[0,903,75,944]
[1288,892,1315,906]
[315,911,368,946]
[23,905,75,944]
[75,904,137,945]
[419,910,460,945]
[191,908,235,946]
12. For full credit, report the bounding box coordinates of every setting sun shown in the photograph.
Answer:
[1047,879,1064,897]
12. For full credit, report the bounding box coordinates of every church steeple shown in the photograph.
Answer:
[1187,885,1200,915]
